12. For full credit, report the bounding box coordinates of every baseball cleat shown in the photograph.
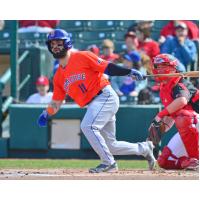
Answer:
[89,162,118,173]
[145,141,157,170]
[181,158,199,170]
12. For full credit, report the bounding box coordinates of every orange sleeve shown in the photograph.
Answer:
[52,72,66,101]
[84,51,109,73]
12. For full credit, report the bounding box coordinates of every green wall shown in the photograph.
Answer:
[9,104,177,158]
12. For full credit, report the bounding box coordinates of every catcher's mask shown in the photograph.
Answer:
[152,54,178,82]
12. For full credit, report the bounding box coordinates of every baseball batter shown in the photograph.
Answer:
[148,54,199,170]
[38,29,156,173]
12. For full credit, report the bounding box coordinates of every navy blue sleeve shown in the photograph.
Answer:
[104,63,131,76]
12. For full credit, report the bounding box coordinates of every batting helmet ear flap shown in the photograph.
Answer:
[64,39,73,50]
[46,40,57,56]
[46,40,52,53]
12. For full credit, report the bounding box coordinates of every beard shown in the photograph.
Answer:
[52,49,67,59]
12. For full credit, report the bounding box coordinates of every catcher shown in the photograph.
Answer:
[148,53,199,170]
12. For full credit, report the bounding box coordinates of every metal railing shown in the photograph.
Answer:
[0,21,31,136]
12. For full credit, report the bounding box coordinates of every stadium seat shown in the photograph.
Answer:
[77,31,108,42]
[150,30,161,41]
[18,32,48,40]
[3,20,13,30]
[73,41,102,51]
[59,20,85,31]
[117,20,136,31]
[151,20,169,40]
[68,32,78,40]
[0,31,10,39]
[0,31,11,48]
[86,20,116,31]
[153,20,169,30]
[18,32,48,47]
[111,31,126,42]
[114,42,126,53]
[73,42,85,50]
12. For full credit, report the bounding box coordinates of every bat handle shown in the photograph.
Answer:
[131,75,147,81]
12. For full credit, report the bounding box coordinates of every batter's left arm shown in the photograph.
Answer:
[104,63,144,81]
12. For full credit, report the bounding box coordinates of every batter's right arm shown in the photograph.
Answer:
[47,100,63,115]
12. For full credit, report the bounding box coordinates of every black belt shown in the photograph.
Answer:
[96,90,103,96]
[86,90,103,105]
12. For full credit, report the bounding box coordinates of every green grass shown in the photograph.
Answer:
[0,159,148,169]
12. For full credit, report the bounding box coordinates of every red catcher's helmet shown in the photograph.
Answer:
[152,54,179,81]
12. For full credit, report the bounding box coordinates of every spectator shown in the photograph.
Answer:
[160,20,199,41]
[140,53,152,74]
[137,20,154,31]
[111,51,146,98]
[124,31,139,53]
[160,22,197,67]
[127,20,154,33]
[136,26,160,59]
[87,44,100,56]
[26,76,53,104]
[100,39,119,62]
[18,20,59,33]
[116,54,137,97]
[138,88,153,104]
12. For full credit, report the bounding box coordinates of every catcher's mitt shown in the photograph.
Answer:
[147,116,174,146]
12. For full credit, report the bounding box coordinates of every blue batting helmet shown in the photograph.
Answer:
[46,29,72,58]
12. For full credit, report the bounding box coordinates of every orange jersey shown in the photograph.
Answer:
[52,51,110,107]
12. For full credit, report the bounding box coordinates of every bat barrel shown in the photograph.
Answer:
[144,71,199,78]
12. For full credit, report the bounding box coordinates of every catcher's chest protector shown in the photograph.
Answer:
[160,78,199,114]
[159,77,181,107]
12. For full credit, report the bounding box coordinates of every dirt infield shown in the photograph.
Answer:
[0,168,198,180]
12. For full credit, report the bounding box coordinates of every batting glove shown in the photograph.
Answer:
[129,69,144,81]
[37,110,49,127]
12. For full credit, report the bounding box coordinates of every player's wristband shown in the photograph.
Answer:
[157,108,169,118]
[46,106,56,116]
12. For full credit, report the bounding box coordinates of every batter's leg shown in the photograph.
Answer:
[101,115,153,157]
[81,87,118,166]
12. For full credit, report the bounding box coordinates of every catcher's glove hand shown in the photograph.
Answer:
[147,119,166,146]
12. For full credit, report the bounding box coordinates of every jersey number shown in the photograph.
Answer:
[78,83,87,94]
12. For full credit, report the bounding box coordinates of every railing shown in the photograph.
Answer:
[0,50,31,137]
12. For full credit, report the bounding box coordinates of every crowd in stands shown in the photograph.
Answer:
[11,20,198,105]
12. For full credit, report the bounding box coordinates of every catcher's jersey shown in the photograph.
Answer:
[52,51,110,107]
[160,77,199,114]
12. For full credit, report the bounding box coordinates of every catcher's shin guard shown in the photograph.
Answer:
[175,110,199,159]
[158,146,184,169]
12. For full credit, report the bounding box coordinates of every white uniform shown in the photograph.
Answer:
[81,85,152,165]
[26,92,53,104]
[167,133,189,159]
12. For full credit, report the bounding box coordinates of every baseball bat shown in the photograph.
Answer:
[144,71,199,78]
